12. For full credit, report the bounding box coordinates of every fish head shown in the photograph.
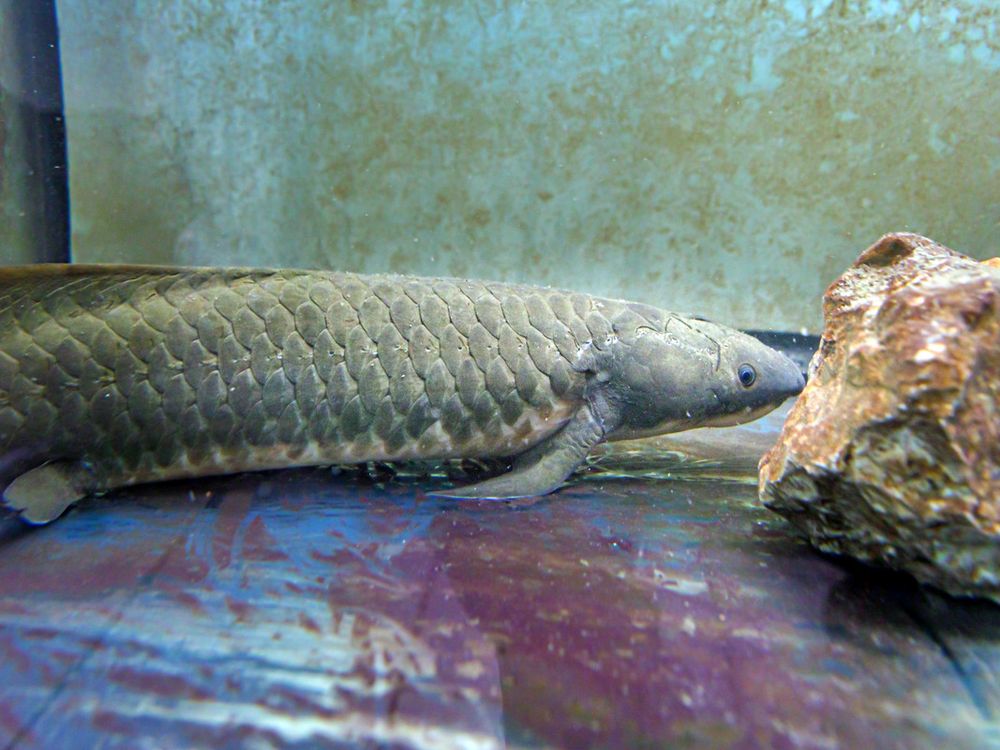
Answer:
[594,314,805,440]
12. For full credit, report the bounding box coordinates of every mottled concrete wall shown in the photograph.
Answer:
[58,1,999,330]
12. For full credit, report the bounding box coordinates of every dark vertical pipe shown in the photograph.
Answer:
[6,0,70,263]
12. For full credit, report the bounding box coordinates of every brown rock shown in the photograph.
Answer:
[759,233,1000,601]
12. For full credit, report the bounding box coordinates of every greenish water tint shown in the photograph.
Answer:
[38,1,1000,330]
[1,2,998,746]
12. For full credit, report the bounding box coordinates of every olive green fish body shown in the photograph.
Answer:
[0,264,805,523]
[0,266,594,487]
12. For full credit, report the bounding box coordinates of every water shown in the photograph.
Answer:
[3,2,997,328]
[1,407,998,749]
[1,2,999,748]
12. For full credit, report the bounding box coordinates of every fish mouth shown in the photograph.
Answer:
[703,401,781,428]
[703,387,788,428]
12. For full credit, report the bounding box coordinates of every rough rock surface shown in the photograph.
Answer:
[760,233,1000,601]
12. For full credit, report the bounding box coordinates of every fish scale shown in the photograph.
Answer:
[0,265,647,492]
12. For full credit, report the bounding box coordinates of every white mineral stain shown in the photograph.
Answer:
[660,577,709,596]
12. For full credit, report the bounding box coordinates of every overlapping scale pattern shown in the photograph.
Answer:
[0,268,661,489]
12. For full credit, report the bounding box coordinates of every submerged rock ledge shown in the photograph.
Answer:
[760,233,1000,602]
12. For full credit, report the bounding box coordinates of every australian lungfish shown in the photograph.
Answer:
[0,265,804,523]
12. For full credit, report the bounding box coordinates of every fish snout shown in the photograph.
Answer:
[786,355,807,397]
[763,350,806,406]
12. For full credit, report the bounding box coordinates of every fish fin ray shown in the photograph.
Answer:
[0,264,293,287]
[432,405,606,500]
[3,461,93,525]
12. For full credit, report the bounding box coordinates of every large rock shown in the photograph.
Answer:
[759,233,1000,601]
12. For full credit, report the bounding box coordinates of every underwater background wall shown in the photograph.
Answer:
[0,0,68,265]
[6,0,1000,331]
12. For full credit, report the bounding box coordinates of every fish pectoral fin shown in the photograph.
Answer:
[3,461,94,525]
[433,405,606,500]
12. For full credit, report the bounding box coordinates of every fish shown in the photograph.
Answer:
[0,264,805,524]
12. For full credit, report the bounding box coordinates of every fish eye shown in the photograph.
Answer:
[737,364,757,388]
